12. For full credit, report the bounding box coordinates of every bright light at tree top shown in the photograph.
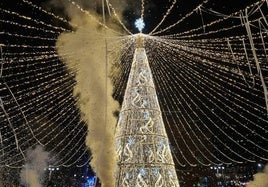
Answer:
[135,18,145,32]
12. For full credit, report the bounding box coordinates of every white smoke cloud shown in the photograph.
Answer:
[56,11,120,186]
[20,146,49,187]
[247,164,268,187]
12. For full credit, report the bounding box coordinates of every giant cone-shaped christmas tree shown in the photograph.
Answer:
[115,35,179,186]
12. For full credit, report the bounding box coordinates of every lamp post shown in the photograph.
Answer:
[210,166,225,186]
[47,166,60,183]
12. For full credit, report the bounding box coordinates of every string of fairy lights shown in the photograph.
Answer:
[162,0,266,38]
[150,0,211,36]
[148,0,177,35]
[0,0,267,177]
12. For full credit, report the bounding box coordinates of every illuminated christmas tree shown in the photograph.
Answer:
[115,35,179,186]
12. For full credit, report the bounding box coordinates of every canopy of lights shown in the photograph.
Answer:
[0,0,267,185]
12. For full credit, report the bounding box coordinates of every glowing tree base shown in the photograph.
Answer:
[115,46,179,186]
